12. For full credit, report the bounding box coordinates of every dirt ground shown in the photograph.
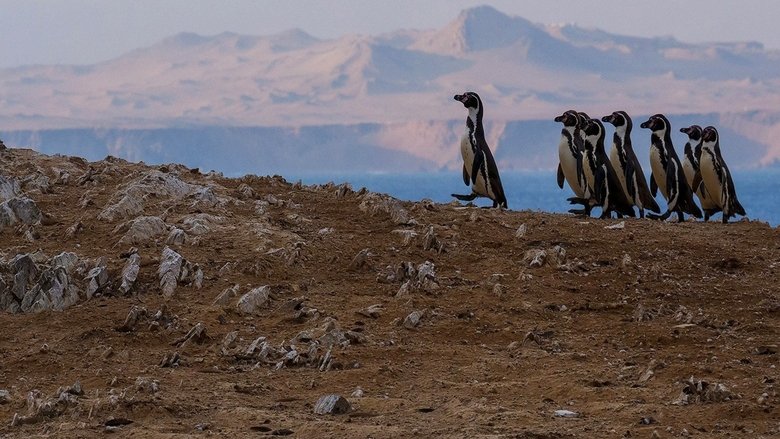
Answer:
[0,147,778,438]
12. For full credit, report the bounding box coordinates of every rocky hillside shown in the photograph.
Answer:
[0,145,778,437]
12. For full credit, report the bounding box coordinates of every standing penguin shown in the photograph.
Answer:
[640,114,702,222]
[680,125,721,221]
[601,111,660,218]
[580,117,635,219]
[451,92,508,208]
[692,126,746,223]
[554,110,591,215]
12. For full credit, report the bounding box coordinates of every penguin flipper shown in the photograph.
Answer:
[462,165,469,186]
[650,173,658,197]
[594,165,606,205]
[624,162,637,204]
[470,151,485,185]
[691,171,703,194]
[557,163,565,189]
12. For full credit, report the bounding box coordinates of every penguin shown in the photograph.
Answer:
[580,117,636,219]
[692,126,746,223]
[554,110,591,215]
[680,125,721,221]
[451,92,508,208]
[601,111,661,218]
[639,114,702,222]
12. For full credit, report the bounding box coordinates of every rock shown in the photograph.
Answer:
[221,331,238,355]
[237,183,254,199]
[515,223,527,239]
[174,322,208,348]
[422,226,445,253]
[65,221,83,238]
[349,249,372,271]
[391,229,417,246]
[116,216,167,245]
[313,394,351,415]
[358,192,414,225]
[0,175,21,201]
[158,247,183,298]
[160,351,181,368]
[85,266,109,299]
[213,284,240,306]
[119,253,141,295]
[236,286,271,315]
[166,227,187,246]
[117,305,147,332]
[554,409,580,418]
[524,249,547,268]
[350,387,364,398]
[12,254,39,301]
[403,310,423,329]
[417,261,438,291]
[0,389,9,404]
[98,193,144,222]
[673,377,735,405]
[0,197,42,228]
[51,252,79,274]
[135,377,160,393]
[357,304,383,319]
[605,221,625,230]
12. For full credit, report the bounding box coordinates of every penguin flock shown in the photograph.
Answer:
[451,90,746,224]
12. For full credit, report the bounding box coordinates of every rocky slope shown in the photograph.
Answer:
[0,146,778,437]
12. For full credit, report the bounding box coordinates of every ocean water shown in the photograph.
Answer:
[287,169,780,226]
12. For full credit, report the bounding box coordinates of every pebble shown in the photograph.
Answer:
[0,389,9,404]
[553,409,580,418]
[313,394,351,415]
[403,310,423,329]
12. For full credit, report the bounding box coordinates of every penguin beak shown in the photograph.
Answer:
[680,127,690,135]
[640,119,651,129]
[554,113,565,122]
[601,114,614,124]
[453,94,467,103]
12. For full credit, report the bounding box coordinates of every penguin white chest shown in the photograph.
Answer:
[649,147,669,199]
[460,132,475,181]
[558,135,584,197]
[681,157,696,187]
[699,152,724,208]
[609,145,631,202]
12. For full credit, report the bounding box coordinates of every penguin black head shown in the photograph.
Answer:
[576,112,591,130]
[680,125,703,142]
[454,92,482,111]
[582,117,604,139]
[639,114,670,133]
[554,110,579,127]
[602,111,628,127]
[702,126,718,143]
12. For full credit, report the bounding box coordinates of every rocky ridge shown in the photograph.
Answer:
[0,146,778,437]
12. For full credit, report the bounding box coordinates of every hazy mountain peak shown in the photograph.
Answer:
[411,4,545,54]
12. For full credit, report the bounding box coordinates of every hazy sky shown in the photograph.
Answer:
[1,0,778,68]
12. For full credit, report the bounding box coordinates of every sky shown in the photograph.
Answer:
[0,0,778,68]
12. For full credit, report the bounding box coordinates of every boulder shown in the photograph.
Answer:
[313,394,351,415]
[158,247,183,298]
[236,286,271,315]
[116,216,167,245]
[119,253,141,295]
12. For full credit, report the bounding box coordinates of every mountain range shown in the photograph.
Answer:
[1,5,779,172]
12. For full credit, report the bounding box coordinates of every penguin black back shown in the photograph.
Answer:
[640,114,702,221]
[451,92,508,208]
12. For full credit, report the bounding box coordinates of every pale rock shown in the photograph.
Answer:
[605,221,625,230]
[166,227,187,246]
[403,310,423,329]
[85,266,109,298]
[422,226,445,253]
[0,175,21,201]
[213,284,240,306]
[0,197,42,228]
[51,252,79,274]
[515,223,528,239]
[119,253,141,295]
[158,247,183,298]
[116,216,167,245]
[236,286,271,315]
[313,394,351,415]
[524,249,547,268]
[0,389,9,404]
[553,409,580,418]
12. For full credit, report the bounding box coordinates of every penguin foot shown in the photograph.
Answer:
[568,208,590,216]
[567,197,588,205]
[646,211,671,221]
[451,193,478,202]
